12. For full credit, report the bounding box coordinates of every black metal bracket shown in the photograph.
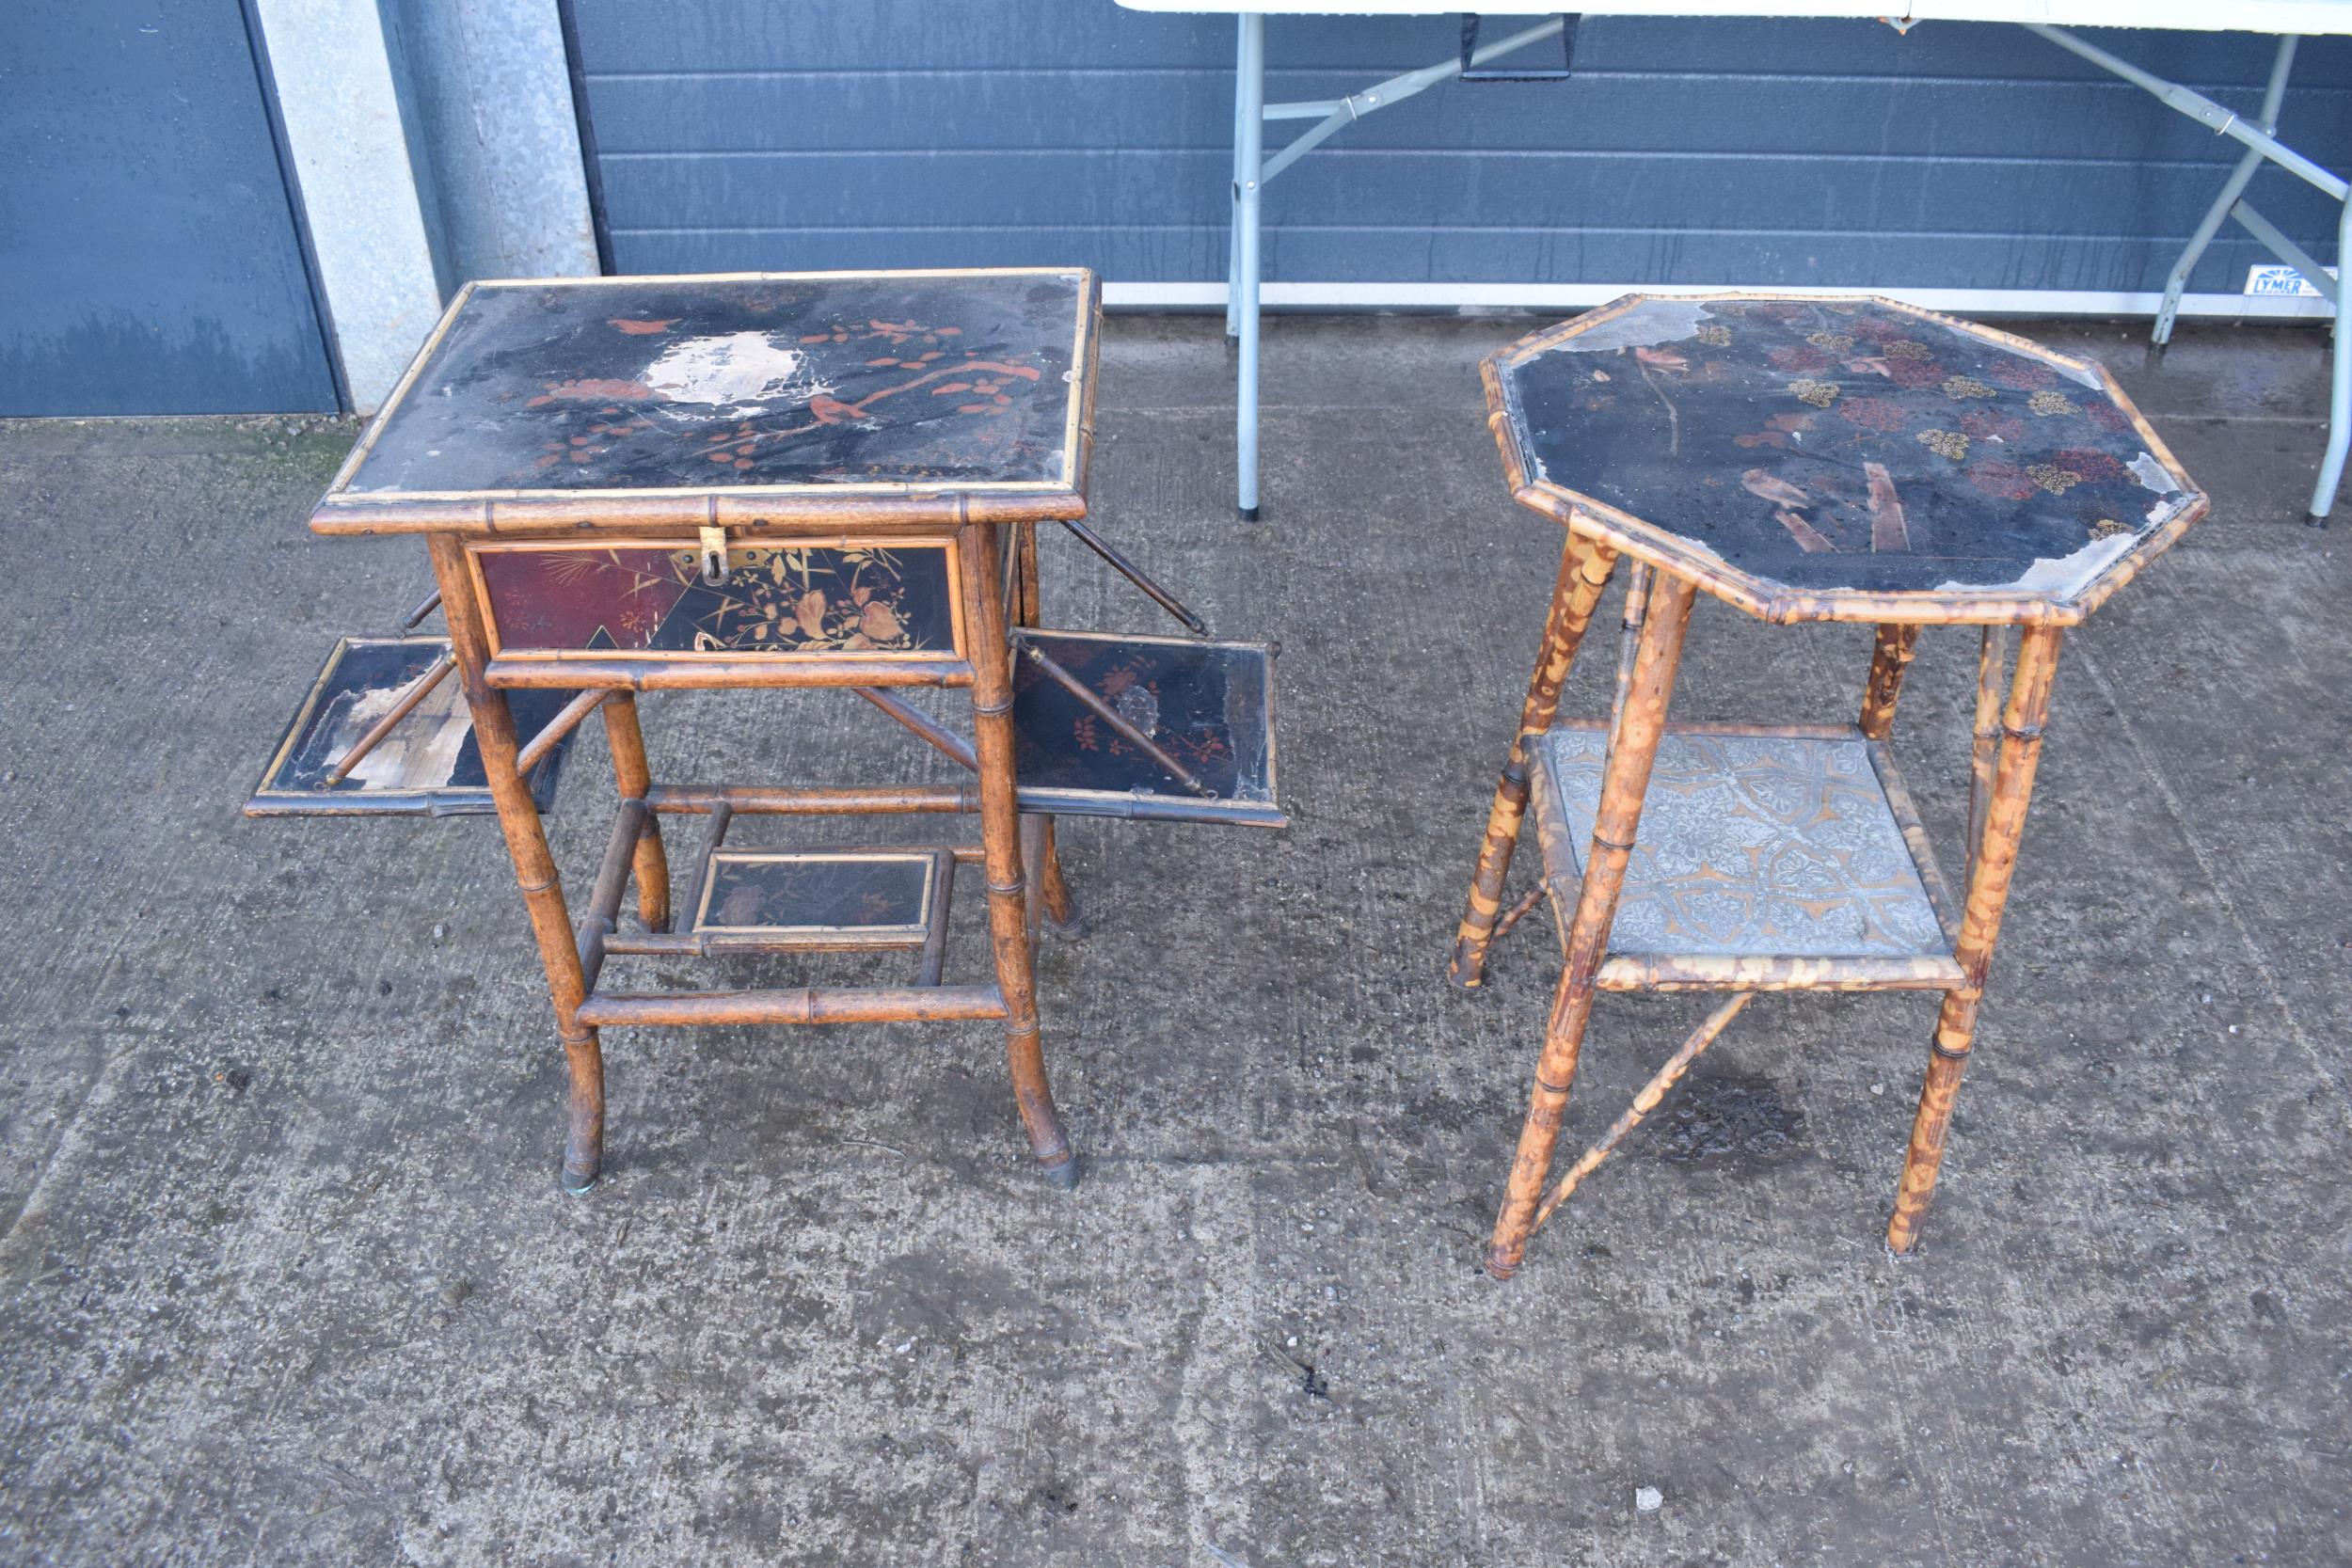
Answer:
[1459,13,1580,82]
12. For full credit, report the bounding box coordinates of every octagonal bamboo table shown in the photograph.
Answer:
[1452,293,2208,1277]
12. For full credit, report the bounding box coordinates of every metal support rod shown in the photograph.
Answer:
[2314,187,2352,521]
[2231,200,2342,309]
[2026,26,2345,201]
[1259,16,1565,186]
[1226,15,1251,340]
[1020,641,1216,798]
[514,688,609,777]
[2153,35,2298,346]
[1057,517,1210,635]
[853,686,980,771]
[322,652,454,785]
[1234,11,1265,520]
[400,587,443,629]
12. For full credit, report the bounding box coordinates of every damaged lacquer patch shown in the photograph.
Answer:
[1934,531,2138,597]
[2129,451,2185,496]
[1544,299,1716,355]
[643,331,833,417]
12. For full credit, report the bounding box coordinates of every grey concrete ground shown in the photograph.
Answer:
[2,313,2348,1567]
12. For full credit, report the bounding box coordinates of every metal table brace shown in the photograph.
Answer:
[2029,27,2347,523]
[1225,13,1567,519]
[1223,16,2349,523]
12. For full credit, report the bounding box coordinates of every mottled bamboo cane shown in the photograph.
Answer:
[1532,992,1753,1228]
[1013,518,1082,935]
[1964,627,2011,881]
[425,533,605,1193]
[1487,572,1697,1279]
[961,515,1077,1187]
[1887,624,2062,1252]
[1857,624,1920,741]
[853,685,979,772]
[514,688,608,776]
[1487,884,1549,944]
[600,692,671,933]
[1450,532,1619,988]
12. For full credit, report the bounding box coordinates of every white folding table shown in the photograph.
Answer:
[1113,0,2352,521]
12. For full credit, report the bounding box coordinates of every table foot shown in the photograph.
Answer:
[1037,1150,1081,1191]
[1238,505,1259,522]
[560,1161,599,1195]
[1481,1245,1518,1281]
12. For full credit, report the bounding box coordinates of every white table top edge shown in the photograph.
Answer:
[1111,0,2352,37]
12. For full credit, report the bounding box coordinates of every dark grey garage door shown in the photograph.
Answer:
[0,0,338,416]
[564,3,2349,297]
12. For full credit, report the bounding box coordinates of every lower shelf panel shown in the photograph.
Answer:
[1527,721,1964,992]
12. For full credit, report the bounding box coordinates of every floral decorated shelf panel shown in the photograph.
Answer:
[691,850,938,943]
[1493,295,2203,605]
[470,540,959,659]
[1535,724,1950,961]
[1009,630,1282,827]
[334,270,1090,498]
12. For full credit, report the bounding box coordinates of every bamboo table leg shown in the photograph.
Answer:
[600,692,672,933]
[1887,624,2063,1252]
[1449,532,1617,988]
[964,518,1077,1187]
[425,534,607,1193]
[1486,570,1696,1279]
[1012,518,1083,936]
[1858,623,1919,741]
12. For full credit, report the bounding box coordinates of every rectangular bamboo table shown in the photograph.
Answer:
[1452,292,2208,1275]
[308,266,1109,1192]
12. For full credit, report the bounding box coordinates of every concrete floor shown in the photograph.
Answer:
[2,313,2348,1567]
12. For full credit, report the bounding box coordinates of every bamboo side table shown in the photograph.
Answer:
[307,267,1112,1193]
[1451,293,2208,1277]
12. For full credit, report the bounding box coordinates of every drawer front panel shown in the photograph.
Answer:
[470,540,961,659]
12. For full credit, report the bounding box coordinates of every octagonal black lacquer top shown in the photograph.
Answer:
[314,267,1096,533]
[1487,294,2207,625]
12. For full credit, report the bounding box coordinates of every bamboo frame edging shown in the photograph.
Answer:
[574,984,1008,1030]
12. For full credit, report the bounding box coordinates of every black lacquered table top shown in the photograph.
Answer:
[1490,294,2205,622]
[328,269,1092,501]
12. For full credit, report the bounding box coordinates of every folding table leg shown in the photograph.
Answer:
[425,534,606,1193]
[2153,37,2296,353]
[2314,191,2352,523]
[1450,533,1617,988]
[1226,16,1250,342]
[1486,573,1696,1279]
[1887,625,2062,1252]
[1233,10,1265,520]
